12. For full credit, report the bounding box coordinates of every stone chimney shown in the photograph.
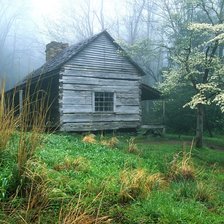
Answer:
[45,41,69,61]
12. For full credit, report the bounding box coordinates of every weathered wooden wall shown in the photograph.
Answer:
[8,72,60,128]
[59,33,142,131]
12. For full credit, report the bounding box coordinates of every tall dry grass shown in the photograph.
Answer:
[58,192,112,224]
[16,83,49,177]
[100,136,119,148]
[0,81,52,222]
[119,168,167,202]
[127,137,139,154]
[0,83,18,153]
[83,134,96,144]
[54,156,90,172]
[23,160,50,223]
[0,81,50,196]
[169,141,197,180]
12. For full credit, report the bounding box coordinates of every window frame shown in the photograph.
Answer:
[93,91,116,113]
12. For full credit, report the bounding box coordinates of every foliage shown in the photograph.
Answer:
[162,86,197,134]
[186,23,224,110]
[0,176,9,201]
[161,32,224,110]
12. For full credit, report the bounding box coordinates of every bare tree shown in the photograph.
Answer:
[0,1,18,78]
[122,0,146,44]
[94,0,105,31]
[43,0,108,43]
[0,1,43,89]
[0,0,26,91]
[115,0,165,84]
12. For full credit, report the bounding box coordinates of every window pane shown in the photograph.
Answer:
[94,92,114,112]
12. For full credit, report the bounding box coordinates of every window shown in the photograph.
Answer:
[94,92,114,112]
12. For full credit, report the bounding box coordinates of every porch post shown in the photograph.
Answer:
[19,89,23,114]
[162,100,166,134]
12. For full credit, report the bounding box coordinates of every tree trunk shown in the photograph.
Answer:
[195,104,204,148]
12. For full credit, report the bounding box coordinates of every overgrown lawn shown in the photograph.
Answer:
[0,133,224,223]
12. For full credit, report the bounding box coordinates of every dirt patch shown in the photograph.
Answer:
[205,143,224,151]
[137,138,224,151]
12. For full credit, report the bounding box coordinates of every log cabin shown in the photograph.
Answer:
[7,30,161,132]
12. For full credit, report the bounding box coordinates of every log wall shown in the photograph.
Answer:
[59,33,142,131]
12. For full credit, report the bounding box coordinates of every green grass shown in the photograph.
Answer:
[0,133,224,223]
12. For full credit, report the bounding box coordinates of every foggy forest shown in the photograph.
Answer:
[0,0,178,89]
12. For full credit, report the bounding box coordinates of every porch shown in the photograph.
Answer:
[140,83,165,135]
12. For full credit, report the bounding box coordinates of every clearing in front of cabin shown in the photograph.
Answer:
[0,130,224,224]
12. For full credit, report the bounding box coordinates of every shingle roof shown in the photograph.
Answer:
[20,31,106,84]
[141,83,161,100]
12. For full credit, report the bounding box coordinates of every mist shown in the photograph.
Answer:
[0,0,166,90]
[0,0,44,89]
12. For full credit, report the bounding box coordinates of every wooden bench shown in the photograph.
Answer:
[139,124,166,136]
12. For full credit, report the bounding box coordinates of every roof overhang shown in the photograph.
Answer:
[141,83,161,100]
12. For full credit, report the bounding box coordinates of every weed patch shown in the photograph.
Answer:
[100,136,119,148]
[58,192,112,224]
[53,156,90,172]
[82,134,96,144]
[119,168,167,202]
[169,148,196,181]
[127,137,139,154]
[195,181,215,203]
[0,84,18,154]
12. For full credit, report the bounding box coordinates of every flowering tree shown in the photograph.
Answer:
[159,0,224,148]
[187,24,224,109]
[162,22,224,147]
